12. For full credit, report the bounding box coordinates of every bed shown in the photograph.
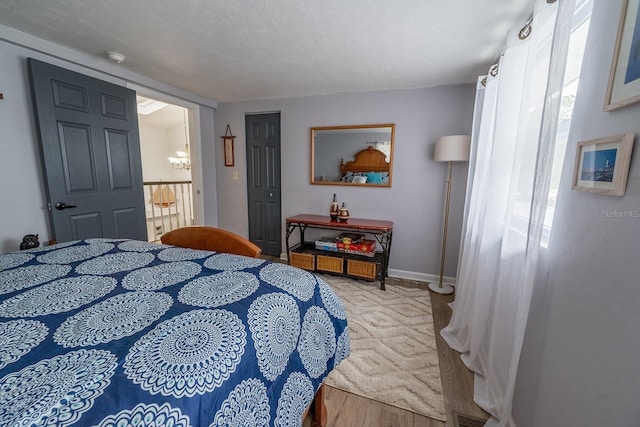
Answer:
[0,238,349,426]
[339,146,390,184]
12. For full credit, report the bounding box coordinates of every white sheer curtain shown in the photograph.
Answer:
[440,0,575,425]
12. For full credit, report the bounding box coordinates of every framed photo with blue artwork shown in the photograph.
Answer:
[605,0,640,110]
[572,134,634,196]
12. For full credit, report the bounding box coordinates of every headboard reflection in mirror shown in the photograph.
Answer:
[311,123,395,187]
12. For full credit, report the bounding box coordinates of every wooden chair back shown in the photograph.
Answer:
[160,226,262,258]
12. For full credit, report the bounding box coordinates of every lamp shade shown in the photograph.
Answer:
[434,135,471,162]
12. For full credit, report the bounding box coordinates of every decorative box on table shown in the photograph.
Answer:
[315,237,338,252]
[336,239,376,255]
[289,252,315,270]
[316,255,344,273]
[336,233,365,244]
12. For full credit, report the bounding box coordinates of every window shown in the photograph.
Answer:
[542,0,593,247]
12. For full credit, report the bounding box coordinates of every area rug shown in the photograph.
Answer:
[322,275,446,422]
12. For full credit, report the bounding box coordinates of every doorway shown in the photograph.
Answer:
[137,96,195,241]
[246,113,282,256]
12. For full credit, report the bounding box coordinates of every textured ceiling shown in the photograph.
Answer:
[0,0,532,102]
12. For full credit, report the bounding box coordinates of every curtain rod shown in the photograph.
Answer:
[520,0,558,39]
[482,0,559,86]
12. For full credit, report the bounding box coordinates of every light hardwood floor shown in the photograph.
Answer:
[319,278,488,427]
[261,256,487,427]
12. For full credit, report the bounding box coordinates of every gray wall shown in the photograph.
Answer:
[0,41,50,253]
[213,86,475,279]
[514,0,640,425]
[0,27,217,252]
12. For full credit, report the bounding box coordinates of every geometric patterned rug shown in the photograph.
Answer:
[322,275,446,421]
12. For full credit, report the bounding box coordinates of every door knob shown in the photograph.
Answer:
[269,193,274,197]
[55,202,77,210]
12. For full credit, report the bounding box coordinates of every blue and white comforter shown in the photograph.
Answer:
[0,239,350,426]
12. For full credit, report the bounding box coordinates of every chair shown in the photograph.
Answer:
[160,226,262,258]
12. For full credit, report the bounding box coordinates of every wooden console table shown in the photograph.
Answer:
[285,214,393,290]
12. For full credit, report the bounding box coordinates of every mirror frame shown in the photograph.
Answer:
[310,123,395,187]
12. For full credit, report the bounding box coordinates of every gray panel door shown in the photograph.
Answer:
[246,113,281,256]
[28,58,147,242]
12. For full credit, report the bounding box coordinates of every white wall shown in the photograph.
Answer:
[140,125,170,182]
[0,27,217,252]
[514,0,640,425]
[213,86,475,279]
[139,124,192,183]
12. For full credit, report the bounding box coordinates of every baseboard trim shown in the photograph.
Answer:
[388,268,456,287]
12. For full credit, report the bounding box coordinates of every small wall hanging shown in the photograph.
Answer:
[222,124,235,167]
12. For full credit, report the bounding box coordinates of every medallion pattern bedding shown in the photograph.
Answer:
[0,239,350,426]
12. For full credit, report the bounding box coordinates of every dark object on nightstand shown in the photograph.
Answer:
[20,234,40,250]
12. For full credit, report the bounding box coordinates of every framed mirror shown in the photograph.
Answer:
[311,123,395,187]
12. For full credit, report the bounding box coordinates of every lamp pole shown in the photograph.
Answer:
[428,134,469,295]
[429,161,455,295]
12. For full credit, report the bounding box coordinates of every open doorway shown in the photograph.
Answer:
[137,96,194,242]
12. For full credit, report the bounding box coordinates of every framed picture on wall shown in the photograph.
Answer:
[221,124,236,167]
[604,0,640,111]
[224,138,234,167]
[572,134,634,196]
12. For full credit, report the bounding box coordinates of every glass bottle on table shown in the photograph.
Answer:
[330,194,339,220]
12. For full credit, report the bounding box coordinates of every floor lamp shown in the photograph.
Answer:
[428,135,470,295]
